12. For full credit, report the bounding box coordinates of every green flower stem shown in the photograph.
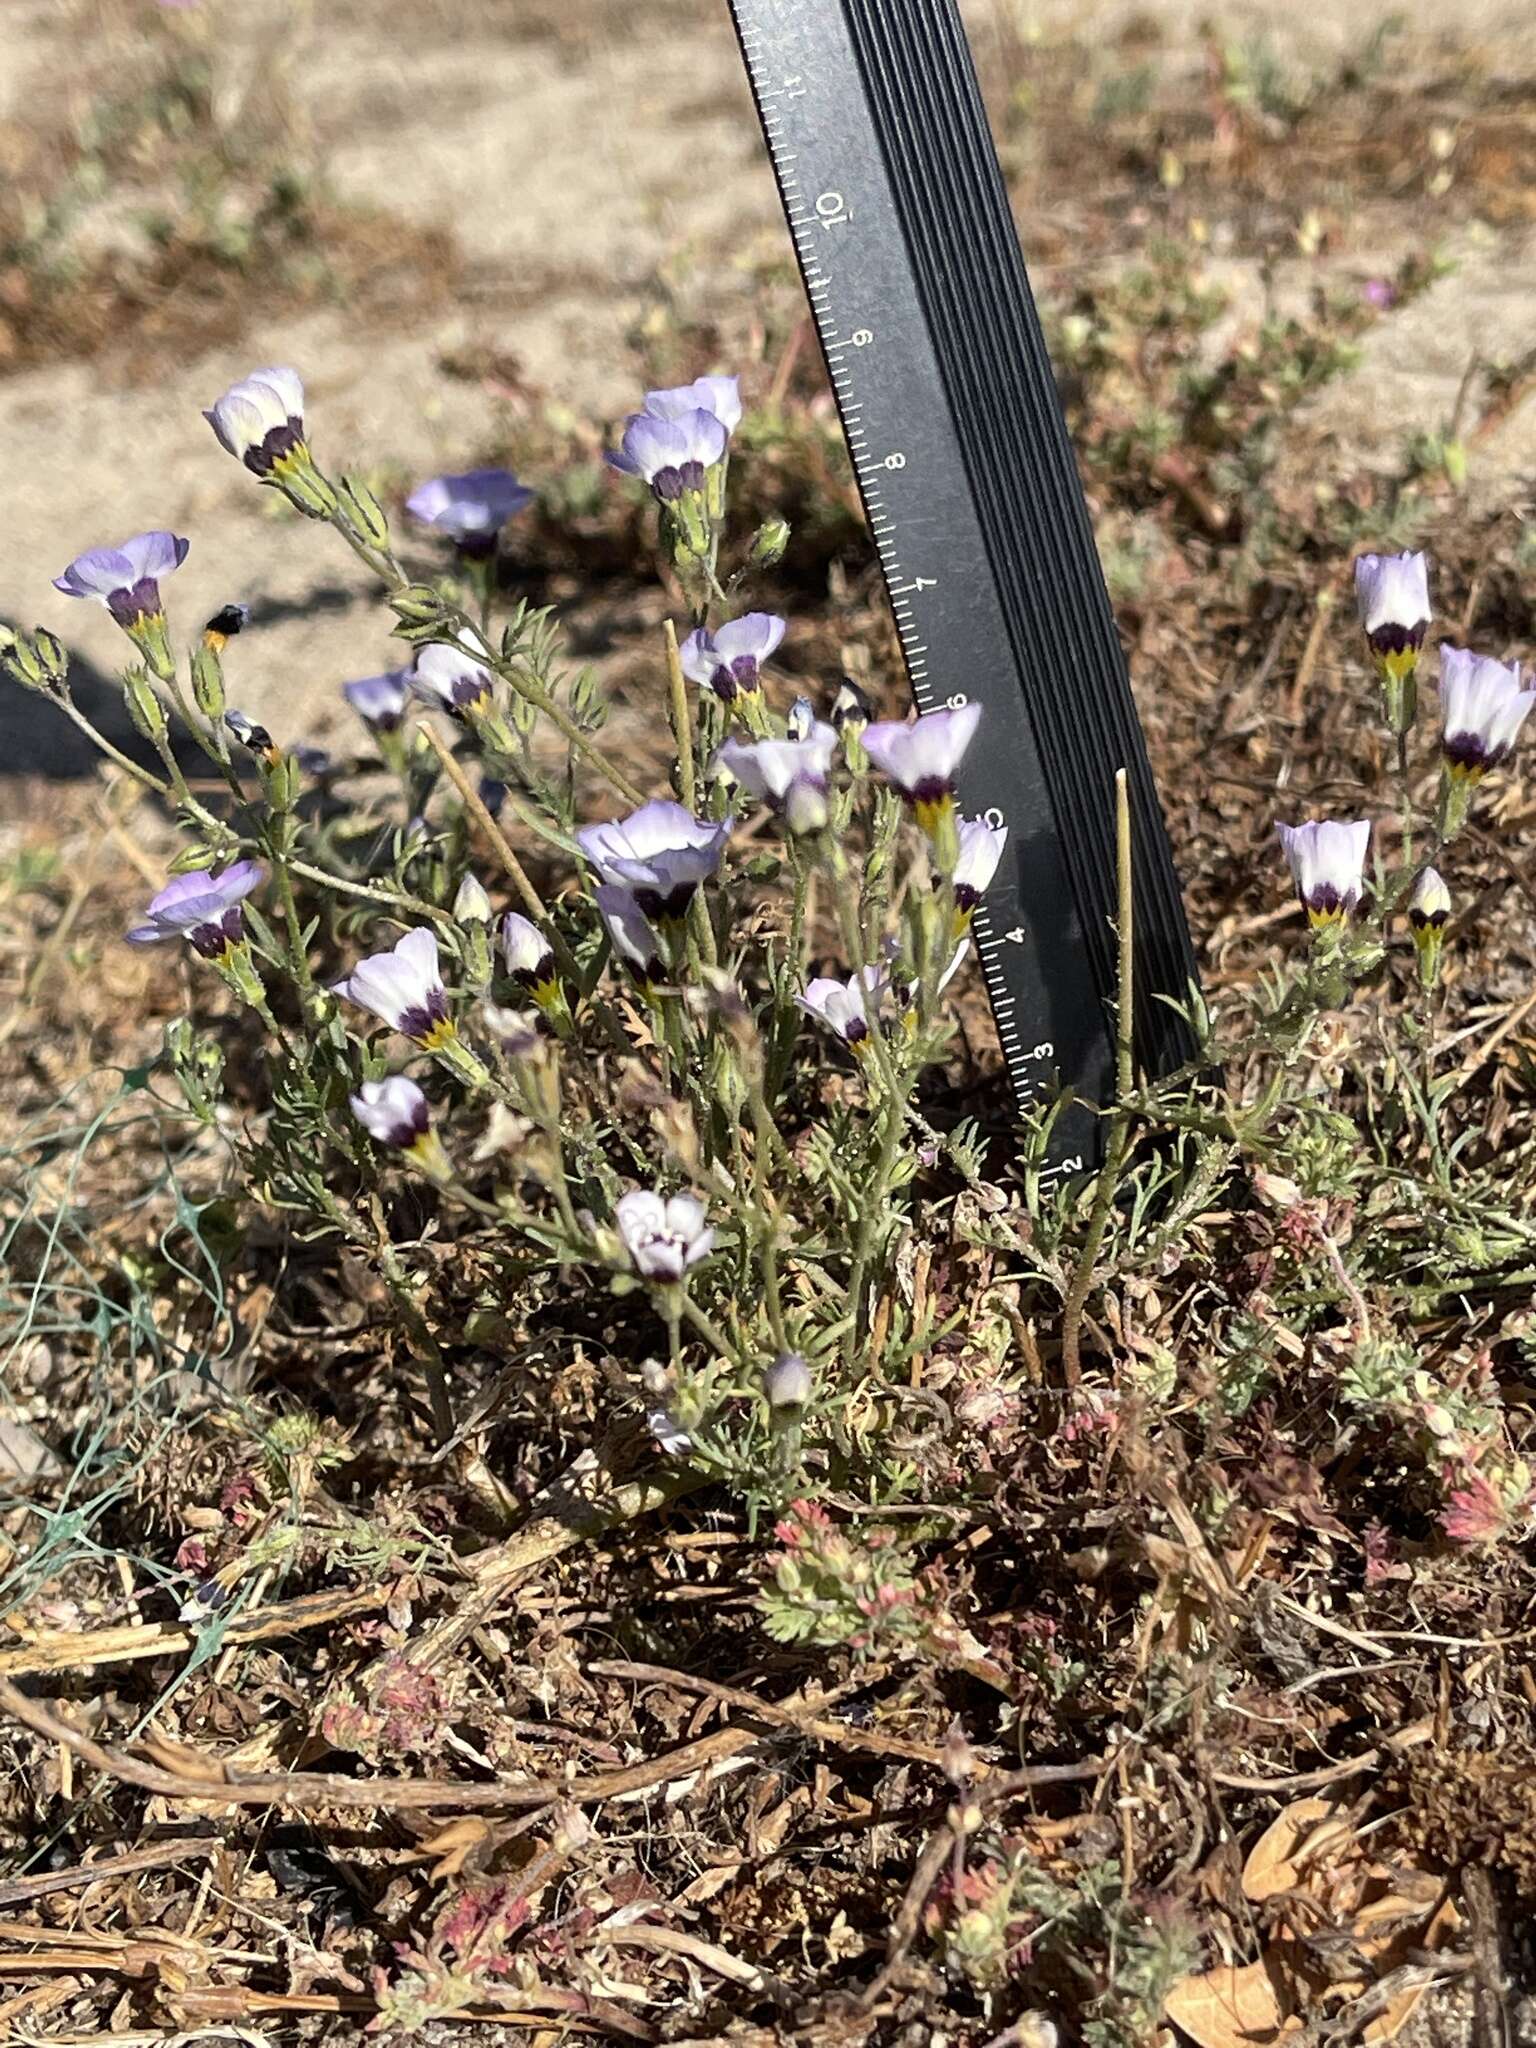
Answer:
[513,1061,582,1243]
[841,1081,908,1370]
[824,837,903,1101]
[745,1037,791,1180]
[285,858,455,929]
[821,835,917,1363]
[322,486,642,808]
[162,662,233,775]
[689,890,720,973]
[326,506,406,589]
[663,620,697,814]
[788,854,811,978]
[54,696,170,796]
[454,614,644,809]
[420,721,636,1062]
[501,662,646,808]
[860,789,904,957]
[266,821,319,1004]
[679,1291,743,1367]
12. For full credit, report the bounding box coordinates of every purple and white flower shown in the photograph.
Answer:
[596,884,667,988]
[351,1075,431,1150]
[578,799,730,920]
[639,376,742,433]
[481,1002,542,1059]
[952,817,1008,923]
[53,531,189,628]
[343,670,411,732]
[786,696,815,742]
[1409,866,1451,932]
[615,1188,714,1282]
[1438,647,1535,779]
[204,366,307,476]
[332,927,454,1046]
[501,912,558,1001]
[1276,819,1371,926]
[863,702,982,829]
[715,722,837,835]
[832,677,872,734]
[411,641,494,717]
[795,963,887,1051]
[405,468,533,555]
[679,613,785,703]
[1354,551,1431,667]
[126,860,265,959]
[1408,866,1451,986]
[610,409,728,501]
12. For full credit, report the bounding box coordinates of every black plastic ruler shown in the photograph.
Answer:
[726,0,1199,1167]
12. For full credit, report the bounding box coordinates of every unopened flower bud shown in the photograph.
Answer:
[29,629,68,691]
[337,475,392,553]
[123,669,168,741]
[454,873,493,926]
[764,1351,812,1413]
[389,584,447,627]
[751,515,791,567]
[191,643,226,721]
[163,1015,225,1123]
[1,628,50,691]
[1252,1168,1305,1211]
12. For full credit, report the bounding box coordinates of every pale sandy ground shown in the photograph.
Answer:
[2,0,1535,766]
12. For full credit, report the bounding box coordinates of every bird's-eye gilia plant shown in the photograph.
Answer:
[3,358,1533,1551]
[1,362,1006,1516]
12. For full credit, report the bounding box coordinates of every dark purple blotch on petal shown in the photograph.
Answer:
[385,1093,431,1146]
[188,906,247,959]
[1306,884,1349,917]
[633,881,698,923]
[245,418,306,478]
[397,987,451,1041]
[1443,732,1502,774]
[107,578,163,627]
[1368,620,1427,658]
